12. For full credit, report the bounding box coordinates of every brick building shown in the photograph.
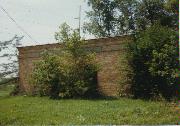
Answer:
[17,36,130,96]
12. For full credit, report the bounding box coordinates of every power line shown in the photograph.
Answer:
[0,5,39,44]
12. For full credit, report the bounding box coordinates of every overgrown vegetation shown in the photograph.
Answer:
[31,23,99,99]
[3,0,177,101]
[128,24,178,100]
[84,0,179,100]
[0,0,179,125]
[117,42,133,97]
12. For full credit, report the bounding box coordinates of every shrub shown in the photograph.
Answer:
[31,23,99,99]
[118,43,133,97]
[128,24,179,100]
[30,52,61,98]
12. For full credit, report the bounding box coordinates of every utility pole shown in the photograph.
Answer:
[75,5,81,38]
[79,5,81,38]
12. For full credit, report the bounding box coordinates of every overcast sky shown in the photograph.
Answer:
[0,0,90,46]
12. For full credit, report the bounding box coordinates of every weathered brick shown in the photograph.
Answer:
[17,36,131,96]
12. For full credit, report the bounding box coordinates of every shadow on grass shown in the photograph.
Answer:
[48,95,119,101]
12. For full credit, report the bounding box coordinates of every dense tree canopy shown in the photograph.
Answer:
[84,0,178,37]
[83,0,116,37]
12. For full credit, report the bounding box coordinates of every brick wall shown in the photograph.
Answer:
[17,36,130,96]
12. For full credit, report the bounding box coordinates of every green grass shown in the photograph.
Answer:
[0,84,14,97]
[0,84,179,125]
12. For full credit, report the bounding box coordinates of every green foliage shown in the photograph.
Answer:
[135,0,167,29]
[165,0,179,14]
[0,35,23,80]
[0,77,17,85]
[31,23,99,99]
[83,0,178,100]
[164,0,179,30]
[0,84,15,97]
[118,43,134,97]
[30,53,61,98]
[114,0,138,34]
[84,0,116,37]
[129,24,178,99]
[84,0,178,37]
[55,23,72,42]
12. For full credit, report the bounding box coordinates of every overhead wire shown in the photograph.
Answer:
[0,4,40,44]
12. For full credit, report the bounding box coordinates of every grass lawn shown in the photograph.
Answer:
[0,84,179,125]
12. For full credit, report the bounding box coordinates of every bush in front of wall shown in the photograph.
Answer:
[128,24,178,100]
[30,23,99,99]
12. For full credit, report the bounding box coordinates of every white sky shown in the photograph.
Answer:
[0,0,91,46]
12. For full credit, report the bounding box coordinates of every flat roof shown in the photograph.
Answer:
[17,35,130,49]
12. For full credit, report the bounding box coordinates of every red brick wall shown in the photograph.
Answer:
[18,36,130,96]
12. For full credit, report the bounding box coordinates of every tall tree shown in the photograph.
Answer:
[84,0,178,37]
[0,35,23,81]
[134,0,178,30]
[114,0,138,34]
[164,0,179,30]
[83,0,116,37]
